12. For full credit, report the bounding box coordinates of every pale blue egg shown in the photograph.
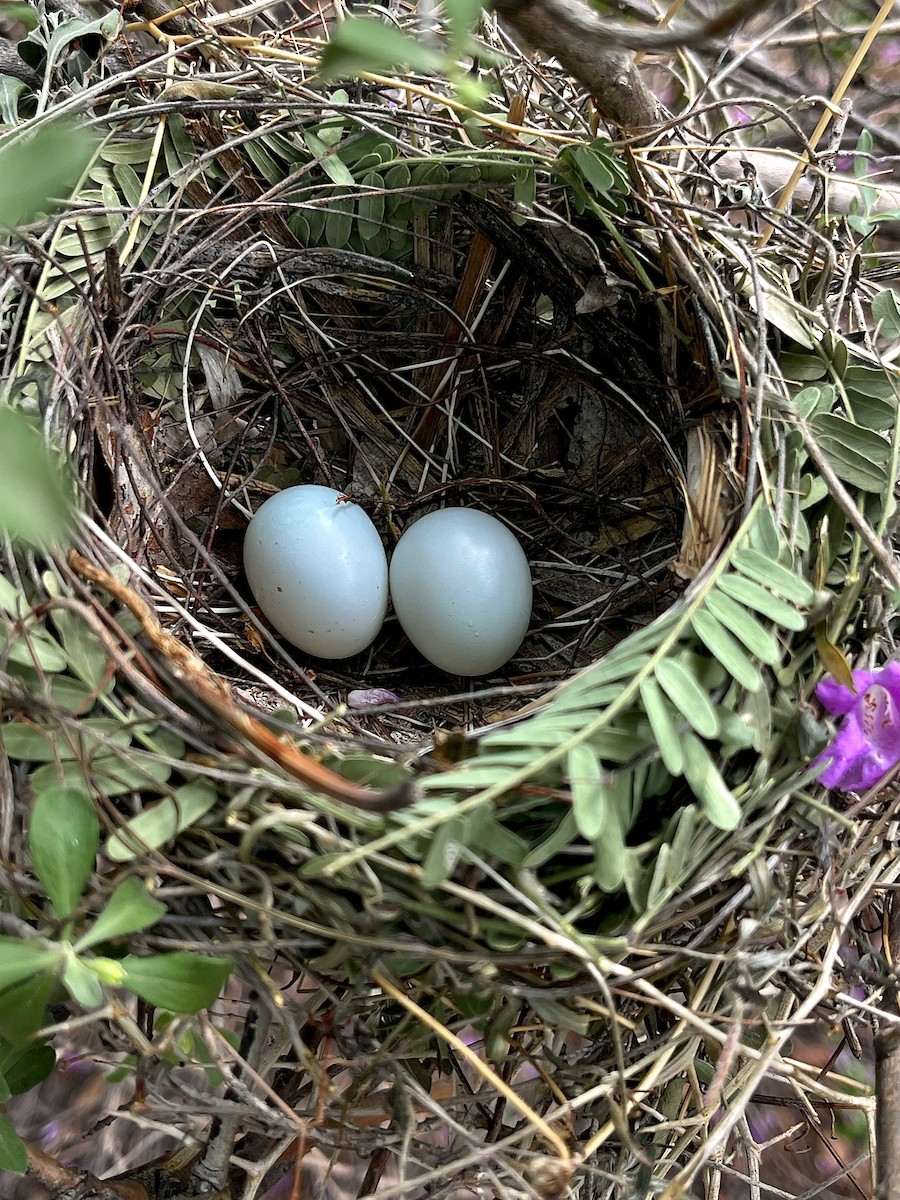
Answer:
[390,508,532,676]
[244,485,388,659]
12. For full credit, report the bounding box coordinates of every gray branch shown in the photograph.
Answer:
[492,0,661,131]
[0,38,39,87]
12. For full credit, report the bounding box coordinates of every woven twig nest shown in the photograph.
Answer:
[2,2,899,1197]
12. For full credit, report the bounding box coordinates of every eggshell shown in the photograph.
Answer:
[389,508,532,675]
[243,485,388,658]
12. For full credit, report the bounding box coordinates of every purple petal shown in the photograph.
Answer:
[876,660,900,700]
[816,671,870,716]
[861,683,900,753]
[813,713,870,788]
[814,670,900,791]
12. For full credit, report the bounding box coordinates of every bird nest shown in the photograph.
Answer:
[2,2,900,1198]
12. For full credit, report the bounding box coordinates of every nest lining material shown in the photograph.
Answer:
[130,159,694,695]
[3,3,900,1197]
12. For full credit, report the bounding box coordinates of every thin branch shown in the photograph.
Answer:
[24,1142,149,1200]
[491,0,662,131]
[875,893,900,1200]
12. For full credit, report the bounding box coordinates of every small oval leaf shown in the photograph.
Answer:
[74,878,166,953]
[705,591,781,665]
[29,786,99,917]
[639,678,684,775]
[0,1115,27,1174]
[691,609,764,691]
[654,659,719,739]
[105,781,218,862]
[120,952,233,1012]
[682,734,741,830]
[568,744,607,840]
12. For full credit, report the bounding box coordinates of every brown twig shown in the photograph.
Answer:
[24,1142,149,1200]
[491,0,661,132]
[875,893,900,1200]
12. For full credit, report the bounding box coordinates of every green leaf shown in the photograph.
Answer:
[715,707,758,750]
[0,76,27,126]
[521,810,578,868]
[846,389,896,432]
[51,610,110,688]
[409,161,450,214]
[325,189,354,248]
[571,145,616,195]
[513,164,536,212]
[73,878,167,952]
[682,734,741,830]
[0,939,60,991]
[0,970,55,1041]
[781,353,827,382]
[421,817,467,888]
[444,0,485,55]
[42,9,120,71]
[639,678,683,775]
[0,408,73,546]
[705,590,781,664]
[747,509,781,558]
[62,951,104,1007]
[478,819,528,865]
[716,574,807,631]
[530,995,589,1036]
[6,665,110,712]
[807,413,890,491]
[105,781,218,862]
[30,752,172,797]
[2,717,131,762]
[29,785,99,916]
[357,172,385,242]
[666,804,699,884]
[244,137,284,185]
[418,770,499,794]
[654,658,718,739]
[592,815,626,891]
[314,99,347,147]
[0,1115,27,1174]
[1,722,58,761]
[384,160,412,191]
[318,18,444,79]
[120,952,233,1012]
[0,119,98,228]
[691,609,763,691]
[843,365,896,398]
[0,575,22,616]
[303,130,356,187]
[730,549,815,605]
[568,744,607,839]
[793,384,835,420]
[1,627,67,673]
[873,288,900,338]
[2,1043,55,1096]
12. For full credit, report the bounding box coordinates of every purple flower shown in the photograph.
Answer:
[812,662,900,791]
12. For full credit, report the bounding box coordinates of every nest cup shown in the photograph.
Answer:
[222,175,698,690]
